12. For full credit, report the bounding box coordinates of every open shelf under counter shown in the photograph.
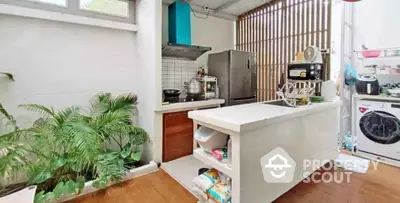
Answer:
[193,148,233,177]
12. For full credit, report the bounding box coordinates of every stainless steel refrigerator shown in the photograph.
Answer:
[208,50,257,106]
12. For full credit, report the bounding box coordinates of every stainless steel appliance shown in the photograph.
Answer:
[184,77,202,95]
[356,75,380,95]
[287,63,324,80]
[208,50,257,106]
[201,76,218,99]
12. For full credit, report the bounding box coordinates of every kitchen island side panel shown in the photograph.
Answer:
[238,107,340,203]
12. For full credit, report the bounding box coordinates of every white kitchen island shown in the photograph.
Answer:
[188,100,341,203]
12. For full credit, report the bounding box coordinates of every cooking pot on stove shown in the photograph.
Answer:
[185,78,202,95]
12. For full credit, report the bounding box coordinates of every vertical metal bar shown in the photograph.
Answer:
[278,1,284,100]
[274,2,279,100]
[306,0,311,46]
[262,6,266,101]
[291,0,298,66]
[296,0,301,53]
[256,10,262,101]
[316,0,321,48]
[311,0,316,45]
[283,0,287,90]
[236,17,240,50]
[327,0,332,80]
[321,0,326,50]
[246,15,250,51]
[268,4,272,100]
[301,0,305,51]
[288,0,292,64]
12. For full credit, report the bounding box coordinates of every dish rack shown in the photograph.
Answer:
[276,80,318,107]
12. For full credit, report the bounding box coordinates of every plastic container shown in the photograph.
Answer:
[361,50,382,58]
[195,126,228,153]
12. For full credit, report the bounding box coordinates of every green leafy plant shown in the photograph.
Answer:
[0,93,148,202]
[0,72,14,81]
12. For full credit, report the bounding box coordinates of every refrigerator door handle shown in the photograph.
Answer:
[247,59,250,69]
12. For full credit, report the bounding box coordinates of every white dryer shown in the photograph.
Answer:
[355,99,400,166]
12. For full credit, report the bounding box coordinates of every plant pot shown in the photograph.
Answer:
[0,185,37,203]
[0,162,158,203]
[59,161,158,202]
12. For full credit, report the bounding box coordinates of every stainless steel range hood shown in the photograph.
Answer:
[162,43,212,61]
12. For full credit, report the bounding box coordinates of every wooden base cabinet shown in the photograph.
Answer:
[162,111,194,162]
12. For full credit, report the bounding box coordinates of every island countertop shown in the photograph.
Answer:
[188,99,341,133]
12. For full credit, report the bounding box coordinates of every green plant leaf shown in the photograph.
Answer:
[130,151,142,162]
[42,192,55,202]
[53,181,67,199]
[30,170,53,184]
[76,176,86,193]
[0,72,14,81]
[34,191,45,203]
[19,104,55,117]
[50,157,67,171]
[65,180,77,194]
[120,145,132,159]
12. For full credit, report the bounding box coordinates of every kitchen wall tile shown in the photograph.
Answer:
[162,57,198,90]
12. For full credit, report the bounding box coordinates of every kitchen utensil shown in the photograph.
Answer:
[355,74,380,95]
[388,88,400,97]
[380,83,392,95]
[321,80,336,102]
[361,50,381,58]
[384,50,400,57]
[184,77,202,95]
[391,65,400,75]
[163,89,181,97]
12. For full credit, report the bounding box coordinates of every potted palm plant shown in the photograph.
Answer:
[0,93,157,203]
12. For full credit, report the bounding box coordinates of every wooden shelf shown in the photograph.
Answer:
[193,148,233,177]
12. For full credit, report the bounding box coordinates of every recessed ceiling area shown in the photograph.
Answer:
[162,0,270,20]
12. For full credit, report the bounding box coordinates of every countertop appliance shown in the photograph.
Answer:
[162,1,211,60]
[201,76,218,100]
[355,99,400,166]
[208,50,257,106]
[355,74,380,95]
[287,63,323,80]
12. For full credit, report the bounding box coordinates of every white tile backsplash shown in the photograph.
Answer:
[162,58,198,90]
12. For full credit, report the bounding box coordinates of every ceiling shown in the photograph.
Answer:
[162,0,270,20]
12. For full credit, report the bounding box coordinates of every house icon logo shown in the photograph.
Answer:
[260,147,296,183]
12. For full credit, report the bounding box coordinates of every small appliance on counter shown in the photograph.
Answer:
[355,74,380,95]
[287,46,324,81]
[287,63,323,81]
[278,46,327,107]
[201,76,218,100]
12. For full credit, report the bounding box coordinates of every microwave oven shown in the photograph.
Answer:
[287,63,323,80]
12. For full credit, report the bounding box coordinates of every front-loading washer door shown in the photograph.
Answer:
[359,110,400,145]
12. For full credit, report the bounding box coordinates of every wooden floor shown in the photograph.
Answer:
[67,163,400,203]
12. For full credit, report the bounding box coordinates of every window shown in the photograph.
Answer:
[26,0,66,6]
[1,0,134,23]
[80,0,129,18]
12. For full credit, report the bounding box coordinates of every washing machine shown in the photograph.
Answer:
[356,99,400,166]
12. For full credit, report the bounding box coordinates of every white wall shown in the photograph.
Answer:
[0,0,163,164]
[162,5,235,66]
[353,0,400,83]
[0,15,139,126]
[135,0,162,163]
[353,0,400,50]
